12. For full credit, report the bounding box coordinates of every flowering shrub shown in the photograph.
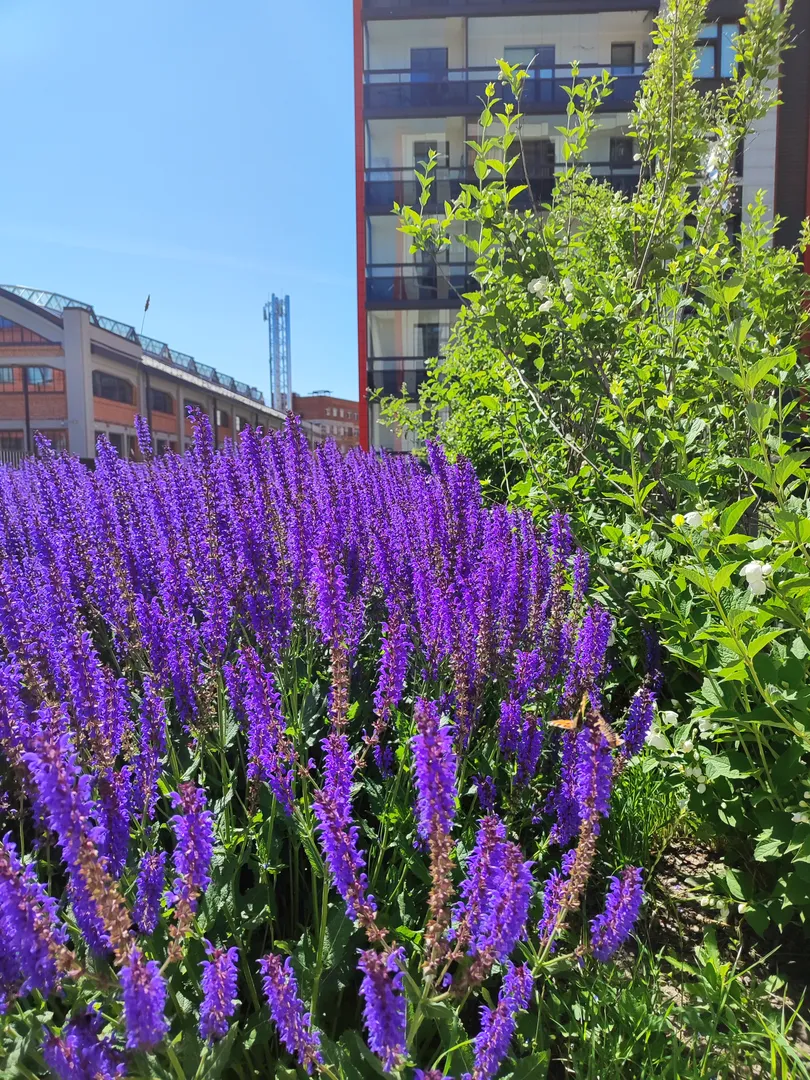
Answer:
[0,417,651,1078]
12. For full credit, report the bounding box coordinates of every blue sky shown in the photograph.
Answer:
[0,0,358,400]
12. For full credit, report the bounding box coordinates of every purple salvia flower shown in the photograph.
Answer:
[412,699,457,843]
[537,849,577,952]
[590,866,644,961]
[473,775,497,814]
[95,767,132,878]
[258,954,323,1074]
[199,941,239,1042]
[562,605,613,708]
[572,549,590,603]
[549,512,573,565]
[165,783,215,917]
[548,732,580,848]
[133,414,153,460]
[0,835,69,1001]
[622,687,656,759]
[358,947,407,1073]
[120,946,169,1050]
[573,726,613,830]
[498,699,521,758]
[133,850,167,935]
[224,648,296,816]
[312,732,376,923]
[24,728,112,953]
[454,816,532,964]
[467,963,534,1080]
[42,1009,125,1080]
[134,679,167,822]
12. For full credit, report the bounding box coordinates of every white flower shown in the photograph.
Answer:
[528,276,550,298]
[646,729,668,750]
[538,298,554,313]
[659,710,678,726]
[740,560,773,596]
[697,783,707,794]
[792,812,810,824]
[677,798,688,811]
[682,739,694,753]
[684,511,703,528]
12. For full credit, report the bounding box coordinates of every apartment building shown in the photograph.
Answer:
[0,285,292,463]
[292,392,361,453]
[355,0,810,450]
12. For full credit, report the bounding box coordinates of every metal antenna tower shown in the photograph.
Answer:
[263,294,292,412]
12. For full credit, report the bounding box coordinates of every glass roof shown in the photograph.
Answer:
[0,285,266,405]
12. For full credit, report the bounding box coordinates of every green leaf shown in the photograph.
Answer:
[509,1053,551,1079]
[719,496,755,537]
[754,829,785,862]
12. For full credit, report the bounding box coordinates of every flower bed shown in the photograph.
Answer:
[0,417,652,1078]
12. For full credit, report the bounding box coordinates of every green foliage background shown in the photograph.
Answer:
[381,0,810,935]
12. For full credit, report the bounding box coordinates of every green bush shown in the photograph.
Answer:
[380,0,810,931]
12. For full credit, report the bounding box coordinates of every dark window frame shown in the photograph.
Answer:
[611,42,636,74]
[92,370,134,404]
[148,387,175,415]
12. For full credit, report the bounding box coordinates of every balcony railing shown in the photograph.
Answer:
[365,64,646,115]
[366,263,474,304]
[365,163,640,214]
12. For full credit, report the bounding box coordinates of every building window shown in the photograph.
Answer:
[610,137,635,167]
[237,415,249,432]
[416,323,441,357]
[522,138,556,176]
[504,45,555,73]
[0,366,17,391]
[127,434,139,459]
[611,43,635,74]
[413,140,449,169]
[92,370,134,404]
[107,432,124,454]
[0,431,24,451]
[148,388,175,415]
[35,429,68,451]
[695,23,739,79]
[27,366,65,393]
[184,398,206,418]
[217,410,230,428]
[410,48,448,79]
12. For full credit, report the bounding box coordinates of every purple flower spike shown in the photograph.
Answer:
[590,867,644,961]
[454,816,533,966]
[622,687,656,759]
[412,699,457,843]
[467,963,534,1080]
[0,834,69,1002]
[165,783,215,917]
[42,1009,125,1080]
[537,849,577,952]
[573,726,613,829]
[258,954,323,1075]
[358,947,407,1074]
[120,946,169,1050]
[312,732,376,924]
[224,648,296,815]
[200,941,239,1042]
[133,850,167,935]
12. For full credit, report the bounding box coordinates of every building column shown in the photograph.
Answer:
[62,307,95,460]
[175,382,185,453]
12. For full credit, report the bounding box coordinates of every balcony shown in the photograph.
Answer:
[368,359,430,399]
[363,0,658,17]
[364,64,646,117]
[366,263,474,307]
[365,163,641,215]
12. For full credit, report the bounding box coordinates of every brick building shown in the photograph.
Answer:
[0,286,301,463]
[291,392,361,453]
